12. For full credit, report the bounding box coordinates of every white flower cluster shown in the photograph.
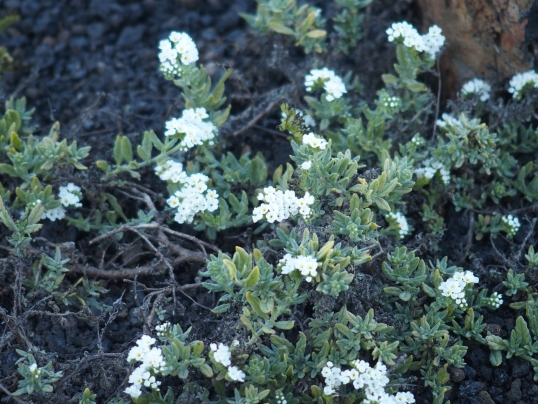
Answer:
[381,94,401,110]
[410,134,425,146]
[414,158,450,184]
[321,360,415,403]
[461,79,491,102]
[42,206,66,221]
[436,113,463,130]
[484,292,503,309]
[303,132,328,149]
[386,22,445,58]
[279,254,320,282]
[252,187,314,223]
[42,183,83,221]
[164,107,217,150]
[155,322,171,337]
[210,342,245,382]
[438,270,479,309]
[155,160,219,224]
[159,31,199,75]
[501,214,520,238]
[125,335,165,398]
[275,391,287,404]
[28,363,42,379]
[386,212,410,240]
[508,70,538,100]
[59,183,83,208]
[305,68,347,101]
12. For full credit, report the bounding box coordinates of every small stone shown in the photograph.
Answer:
[486,323,502,336]
[129,307,143,326]
[86,22,106,40]
[480,365,493,381]
[112,73,126,88]
[478,390,495,404]
[449,367,466,383]
[116,25,145,48]
[493,368,509,387]
[464,365,477,380]
[20,0,41,17]
[216,10,240,32]
[469,348,488,367]
[511,360,530,378]
[457,381,484,397]
[34,43,55,69]
[505,379,522,402]
[70,36,88,50]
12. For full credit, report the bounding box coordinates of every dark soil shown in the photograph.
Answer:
[0,0,537,403]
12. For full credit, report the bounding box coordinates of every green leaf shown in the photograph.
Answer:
[95,160,109,172]
[121,136,133,163]
[223,260,237,282]
[268,21,295,35]
[490,350,503,366]
[274,321,294,330]
[199,363,213,378]
[373,197,391,211]
[113,135,123,165]
[407,82,428,92]
[306,29,326,38]
[243,266,260,288]
[422,283,437,297]
[382,74,398,84]
[246,291,267,316]
[27,203,45,226]
[399,290,412,301]
[212,304,229,314]
[105,193,129,222]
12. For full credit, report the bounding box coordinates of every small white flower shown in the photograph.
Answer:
[227,365,246,382]
[301,160,312,170]
[508,70,538,99]
[461,78,491,102]
[386,212,410,239]
[124,384,142,398]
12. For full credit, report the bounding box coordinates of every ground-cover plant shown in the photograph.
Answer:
[1,0,538,403]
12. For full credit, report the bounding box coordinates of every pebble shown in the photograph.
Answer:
[478,390,495,404]
[34,43,55,69]
[449,367,466,383]
[511,360,530,378]
[87,22,106,40]
[505,379,522,402]
[20,0,41,17]
[117,25,145,48]
[493,368,509,387]
[70,36,89,50]
[485,323,502,336]
[464,365,477,380]
[480,365,493,381]
[216,10,240,32]
[469,348,488,367]
[457,381,484,397]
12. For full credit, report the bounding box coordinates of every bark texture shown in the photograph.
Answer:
[417,0,534,97]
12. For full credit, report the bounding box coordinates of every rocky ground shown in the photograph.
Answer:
[0,0,537,403]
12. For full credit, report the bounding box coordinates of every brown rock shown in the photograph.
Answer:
[416,0,533,97]
[485,323,502,335]
[478,390,496,404]
[449,366,466,382]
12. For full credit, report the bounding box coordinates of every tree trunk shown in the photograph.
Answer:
[416,0,534,98]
